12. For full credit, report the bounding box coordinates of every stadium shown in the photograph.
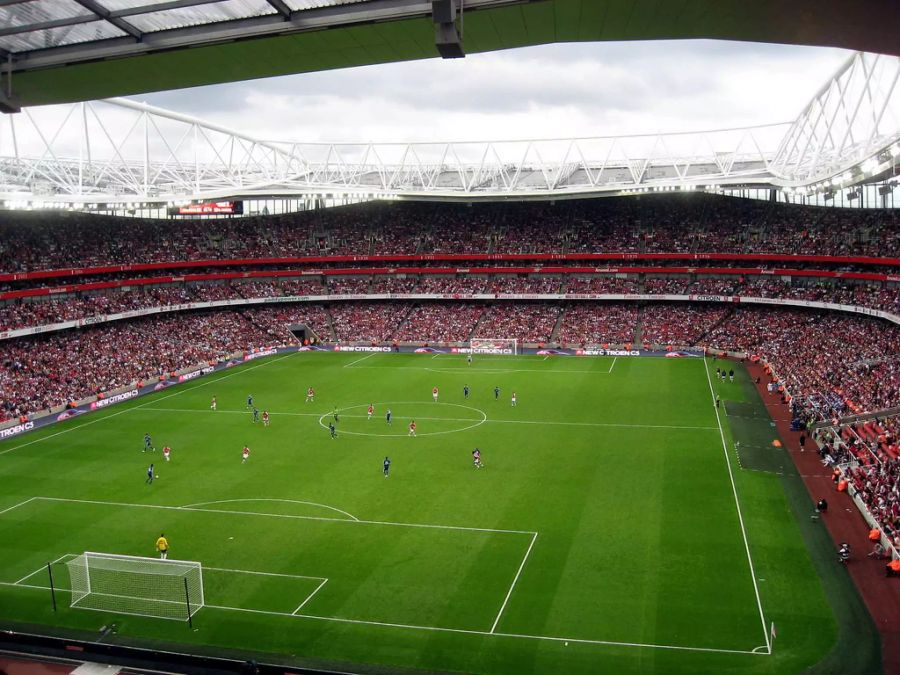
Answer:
[0,1,899,674]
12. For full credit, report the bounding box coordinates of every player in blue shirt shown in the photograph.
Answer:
[143,433,153,452]
[252,407,260,423]
[146,463,154,484]
[494,386,500,400]
[386,409,392,425]
[246,394,253,410]
[463,384,469,399]
[383,457,391,477]
[329,422,337,439]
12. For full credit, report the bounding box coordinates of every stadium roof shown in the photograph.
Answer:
[1,51,897,207]
[1,0,899,110]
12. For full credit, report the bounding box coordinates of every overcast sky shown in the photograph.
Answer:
[129,39,851,144]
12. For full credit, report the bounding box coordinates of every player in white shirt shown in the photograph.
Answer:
[432,387,439,402]
[511,392,517,407]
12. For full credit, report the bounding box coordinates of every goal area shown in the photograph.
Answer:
[65,552,203,621]
[469,338,518,355]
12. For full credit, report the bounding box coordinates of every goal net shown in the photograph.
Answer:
[65,552,204,620]
[469,338,518,355]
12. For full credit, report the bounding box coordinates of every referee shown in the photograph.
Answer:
[156,533,169,560]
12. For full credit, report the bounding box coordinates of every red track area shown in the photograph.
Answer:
[0,657,77,675]
[747,361,900,672]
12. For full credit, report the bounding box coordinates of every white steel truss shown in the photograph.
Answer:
[770,51,900,185]
[0,52,897,206]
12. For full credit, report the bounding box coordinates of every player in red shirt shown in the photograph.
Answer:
[367,404,374,420]
[432,387,439,402]
[241,445,250,463]
[408,420,417,437]
[306,387,315,403]
[162,446,171,462]
[262,410,270,427]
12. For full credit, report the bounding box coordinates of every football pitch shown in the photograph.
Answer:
[0,351,869,673]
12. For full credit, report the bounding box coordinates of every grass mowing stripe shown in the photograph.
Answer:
[32,496,537,535]
[704,357,771,654]
[0,352,297,458]
[137,406,718,431]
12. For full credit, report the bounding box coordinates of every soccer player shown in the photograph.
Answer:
[210,396,217,411]
[143,433,153,452]
[729,369,735,382]
[329,422,337,439]
[262,410,270,427]
[472,448,483,469]
[156,533,169,560]
[247,394,253,410]
[252,407,260,423]
[511,391,517,407]
[146,463,154,484]
[162,446,171,462]
[494,386,500,401]
[432,386,439,403]
[386,409,393,425]
[715,394,721,408]
[408,420,417,437]
[306,387,315,403]
[467,353,473,365]
[368,404,374,420]
[383,456,391,477]
[241,445,250,463]
[333,407,339,422]
[463,384,469,399]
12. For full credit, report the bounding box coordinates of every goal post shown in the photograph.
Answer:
[65,552,203,621]
[469,338,518,356]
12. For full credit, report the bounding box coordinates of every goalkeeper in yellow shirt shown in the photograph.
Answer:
[156,533,169,560]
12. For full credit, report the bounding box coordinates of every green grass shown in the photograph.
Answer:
[0,352,870,673]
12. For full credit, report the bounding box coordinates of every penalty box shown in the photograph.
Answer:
[0,497,536,631]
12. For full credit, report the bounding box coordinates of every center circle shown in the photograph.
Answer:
[318,401,488,437]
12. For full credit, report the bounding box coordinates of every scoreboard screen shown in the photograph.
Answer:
[171,201,243,215]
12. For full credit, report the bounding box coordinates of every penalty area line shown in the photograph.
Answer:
[343,353,378,368]
[292,578,329,615]
[490,531,538,633]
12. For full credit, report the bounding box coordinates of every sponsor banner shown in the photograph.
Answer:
[178,365,215,382]
[333,345,391,352]
[0,421,34,439]
[90,389,139,410]
[576,349,642,356]
[451,347,515,355]
[243,348,278,361]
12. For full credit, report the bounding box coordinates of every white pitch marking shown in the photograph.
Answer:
[0,352,296,457]
[33,496,536,536]
[608,356,618,373]
[14,553,72,585]
[206,565,326,581]
[0,578,766,656]
[490,531,538,634]
[703,358,771,654]
[292,578,329,615]
[343,352,377,368]
[0,496,37,516]
[181,498,359,522]
[199,603,767,656]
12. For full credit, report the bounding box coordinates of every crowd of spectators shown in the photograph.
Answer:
[556,303,639,345]
[394,302,487,343]
[2,195,897,275]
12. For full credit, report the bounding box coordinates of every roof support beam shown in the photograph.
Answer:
[70,0,143,40]
[0,15,98,38]
[109,0,229,19]
[265,0,292,19]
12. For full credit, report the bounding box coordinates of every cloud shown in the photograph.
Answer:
[131,40,850,144]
